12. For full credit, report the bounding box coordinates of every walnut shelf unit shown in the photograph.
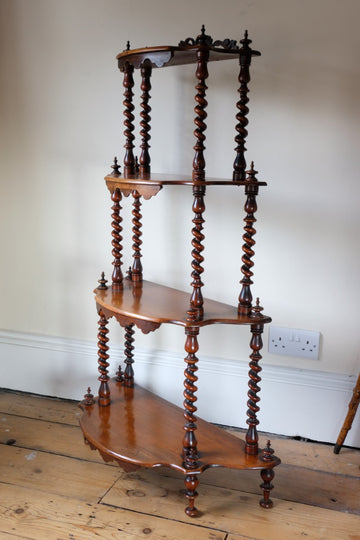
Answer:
[79,26,280,518]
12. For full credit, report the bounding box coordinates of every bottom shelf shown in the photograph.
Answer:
[79,380,280,474]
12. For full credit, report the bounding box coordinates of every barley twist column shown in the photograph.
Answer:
[182,322,200,516]
[124,324,135,387]
[233,31,253,181]
[111,188,123,287]
[238,162,259,315]
[190,184,206,318]
[192,46,209,181]
[131,191,143,282]
[97,311,110,406]
[245,320,263,454]
[123,59,135,175]
[139,60,152,174]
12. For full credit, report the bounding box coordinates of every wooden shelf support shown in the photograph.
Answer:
[238,162,259,315]
[131,191,143,282]
[97,311,111,406]
[111,187,124,287]
[192,44,209,181]
[139,60,152,174]
[190,184,206,318]
[124,324,135,387]
[245,318,264,454]
[183,323,200,516]
[233,31,254,181]
[123,61,136,175]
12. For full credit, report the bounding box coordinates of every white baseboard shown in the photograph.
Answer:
[0,329,358,447]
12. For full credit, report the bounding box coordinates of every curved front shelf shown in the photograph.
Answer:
[95,280,271,330]
[79,381,280,474]
[105,172,267,199]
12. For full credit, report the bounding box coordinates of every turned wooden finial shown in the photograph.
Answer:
[126,266,133,280]
[126,40,131,51]
[83,387,95,406]
[246,161,258,182]
[196,24,213,46]
[97,272,108,290]
[241,29,251,47]
[115,365,124,383]
[262,440,275,462]
[251,297,264,318]
[111,156,121,175]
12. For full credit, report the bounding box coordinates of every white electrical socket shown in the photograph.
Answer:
[268,326,320,360]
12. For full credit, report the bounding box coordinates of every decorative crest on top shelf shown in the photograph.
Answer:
[213,37,239,50]
[179,25,213,47]
[178,26,255,51]
[178,25,238,50]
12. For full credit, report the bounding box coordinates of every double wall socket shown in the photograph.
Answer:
[268,326,320,360]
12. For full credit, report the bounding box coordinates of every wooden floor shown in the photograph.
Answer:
[0,389,359,539]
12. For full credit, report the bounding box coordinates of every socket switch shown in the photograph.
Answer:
[268,326,320,360]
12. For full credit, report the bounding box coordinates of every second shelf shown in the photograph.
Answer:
[95,280,271,330]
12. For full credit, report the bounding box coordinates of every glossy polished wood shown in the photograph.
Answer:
[105,171,267,187]
[116,31,260,72]
[79,381,280,474]
[105,172,267,201]
[80,29,280,517]
[94,280,271,330]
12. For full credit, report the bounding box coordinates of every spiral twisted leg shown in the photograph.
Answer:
[123,62,135,175]
[97,312,110,406]
[139,60,152,174]
[111,188,123,287]
[190,185,206,318]
[233,31,253,181]
[192,48,209,182]
[182,325,200,515]
[238,163,259,315]
[182,326,199,468]
[131,191,143,282]
[245,323,263,454]
[124,324,135,387]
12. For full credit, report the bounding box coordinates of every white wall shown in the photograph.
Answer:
[0,0,359,443]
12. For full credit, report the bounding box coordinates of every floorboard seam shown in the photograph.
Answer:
[0,411,79,428]
[100,500,229,535]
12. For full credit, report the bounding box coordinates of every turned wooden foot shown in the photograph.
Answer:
[184,474,199,517]
[259,467,274,508]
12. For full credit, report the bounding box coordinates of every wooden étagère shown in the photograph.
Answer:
[79,26,280,517]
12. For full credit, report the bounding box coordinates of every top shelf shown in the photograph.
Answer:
[105,172,267,199]
[105,172,267,186]
[117,27,260,70]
